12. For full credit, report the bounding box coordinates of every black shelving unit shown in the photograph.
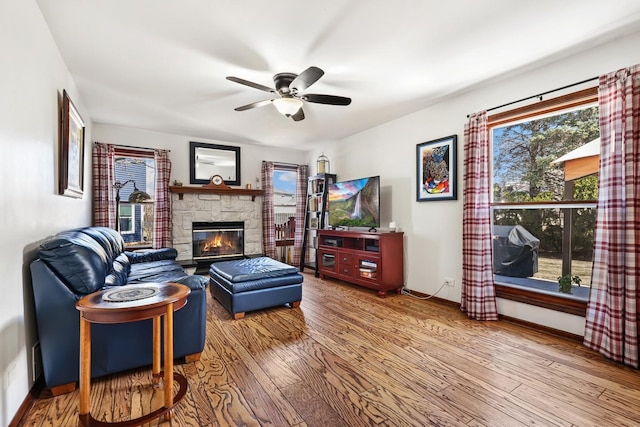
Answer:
[300,173,336,275]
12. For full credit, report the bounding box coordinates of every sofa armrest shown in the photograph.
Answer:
[125,248,178,264]
[30,259,83,389]
[171,274,209,292]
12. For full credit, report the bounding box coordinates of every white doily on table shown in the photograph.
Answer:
[102,286,160,302]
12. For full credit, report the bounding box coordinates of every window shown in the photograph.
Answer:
[273,168,297,224]
[118,204,135,234]
[273,168,298,263]
[114,151,155,248]
[489,88,599,315]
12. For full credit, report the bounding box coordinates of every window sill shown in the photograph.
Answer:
[495,284,586,317]
[124,244,153,251]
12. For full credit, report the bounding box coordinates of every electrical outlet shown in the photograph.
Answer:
[444,277,455,287]
[5,361,16,386]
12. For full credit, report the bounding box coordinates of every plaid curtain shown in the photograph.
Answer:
[461,112,499,320]
[584,65,640,368]
[153,149,172,248]
[92,142,116,228]
[292,164,309,266]
[261,161,276,259]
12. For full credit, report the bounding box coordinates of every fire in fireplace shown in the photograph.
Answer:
[192,221,245,262]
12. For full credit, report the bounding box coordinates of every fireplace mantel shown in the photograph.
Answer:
[169,185,265,201]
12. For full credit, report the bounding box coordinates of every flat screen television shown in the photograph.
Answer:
[328,176,380,229]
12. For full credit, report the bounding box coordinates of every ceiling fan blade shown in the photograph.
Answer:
[302,94,352,106]
[234,99,274,111]
[290,66,324,93]
[226,76,276,93]
[291,108,305,121]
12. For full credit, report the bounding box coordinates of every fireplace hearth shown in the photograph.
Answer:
[192,221,244,271]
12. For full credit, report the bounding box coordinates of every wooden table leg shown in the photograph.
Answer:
[152,316,161,386]
[164,303,174,415]
[79,315,91,417]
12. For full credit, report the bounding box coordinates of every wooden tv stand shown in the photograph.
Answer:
[317,229,404,297]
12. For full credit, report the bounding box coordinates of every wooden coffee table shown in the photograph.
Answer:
[75,282,190,426]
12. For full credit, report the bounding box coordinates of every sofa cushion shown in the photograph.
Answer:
[104,253,131,287]
[125,248,178,264]
[38,230,110,295]
[128,259,188,283]
[79,227,124,263]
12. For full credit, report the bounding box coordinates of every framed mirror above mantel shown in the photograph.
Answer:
[189,141,241,186]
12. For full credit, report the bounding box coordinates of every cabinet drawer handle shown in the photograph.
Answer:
[343,269,349,273]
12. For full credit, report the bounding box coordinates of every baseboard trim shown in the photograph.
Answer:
[402,288,461,309]
[8,377,43,427]
[402,287,583,343]
[498,314,584,343]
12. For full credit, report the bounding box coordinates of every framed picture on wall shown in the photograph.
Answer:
[416,135,457,202]
[59,90,85,198]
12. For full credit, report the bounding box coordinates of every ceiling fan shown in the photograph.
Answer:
[226,66,351,121]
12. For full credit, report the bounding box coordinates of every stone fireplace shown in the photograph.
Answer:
[171,190,263,266]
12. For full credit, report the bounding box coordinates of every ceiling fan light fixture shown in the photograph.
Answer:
[228,67,351,121]
[273,97,303,116]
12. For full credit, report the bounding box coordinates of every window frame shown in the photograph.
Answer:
[118,203,135,235]
[113,148,155,249]
[488,87,598,316]
[272,166,298,237]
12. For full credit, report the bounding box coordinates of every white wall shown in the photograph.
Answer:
[92,124,309,188]
[323,30,640,336]
[0,1,92,424]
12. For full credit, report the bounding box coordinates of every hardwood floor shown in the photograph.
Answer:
[17,273,640,426]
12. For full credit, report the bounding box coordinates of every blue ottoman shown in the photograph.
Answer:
[209,257,303,319]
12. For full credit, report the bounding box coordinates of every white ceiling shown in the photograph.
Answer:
[37,0,640,150]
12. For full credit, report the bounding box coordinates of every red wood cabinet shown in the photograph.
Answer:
[317,230,404,297]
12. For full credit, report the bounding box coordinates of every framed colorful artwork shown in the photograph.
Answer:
[416,135,457,202]
[59,90,85,198]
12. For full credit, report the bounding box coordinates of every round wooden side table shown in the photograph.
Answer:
[75,282,190,427]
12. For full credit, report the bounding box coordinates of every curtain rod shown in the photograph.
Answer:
[93,141,170,152]
[467,76,598,118]
[266,161,303,169]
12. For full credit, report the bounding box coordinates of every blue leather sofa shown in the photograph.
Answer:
[30,226,208,395]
